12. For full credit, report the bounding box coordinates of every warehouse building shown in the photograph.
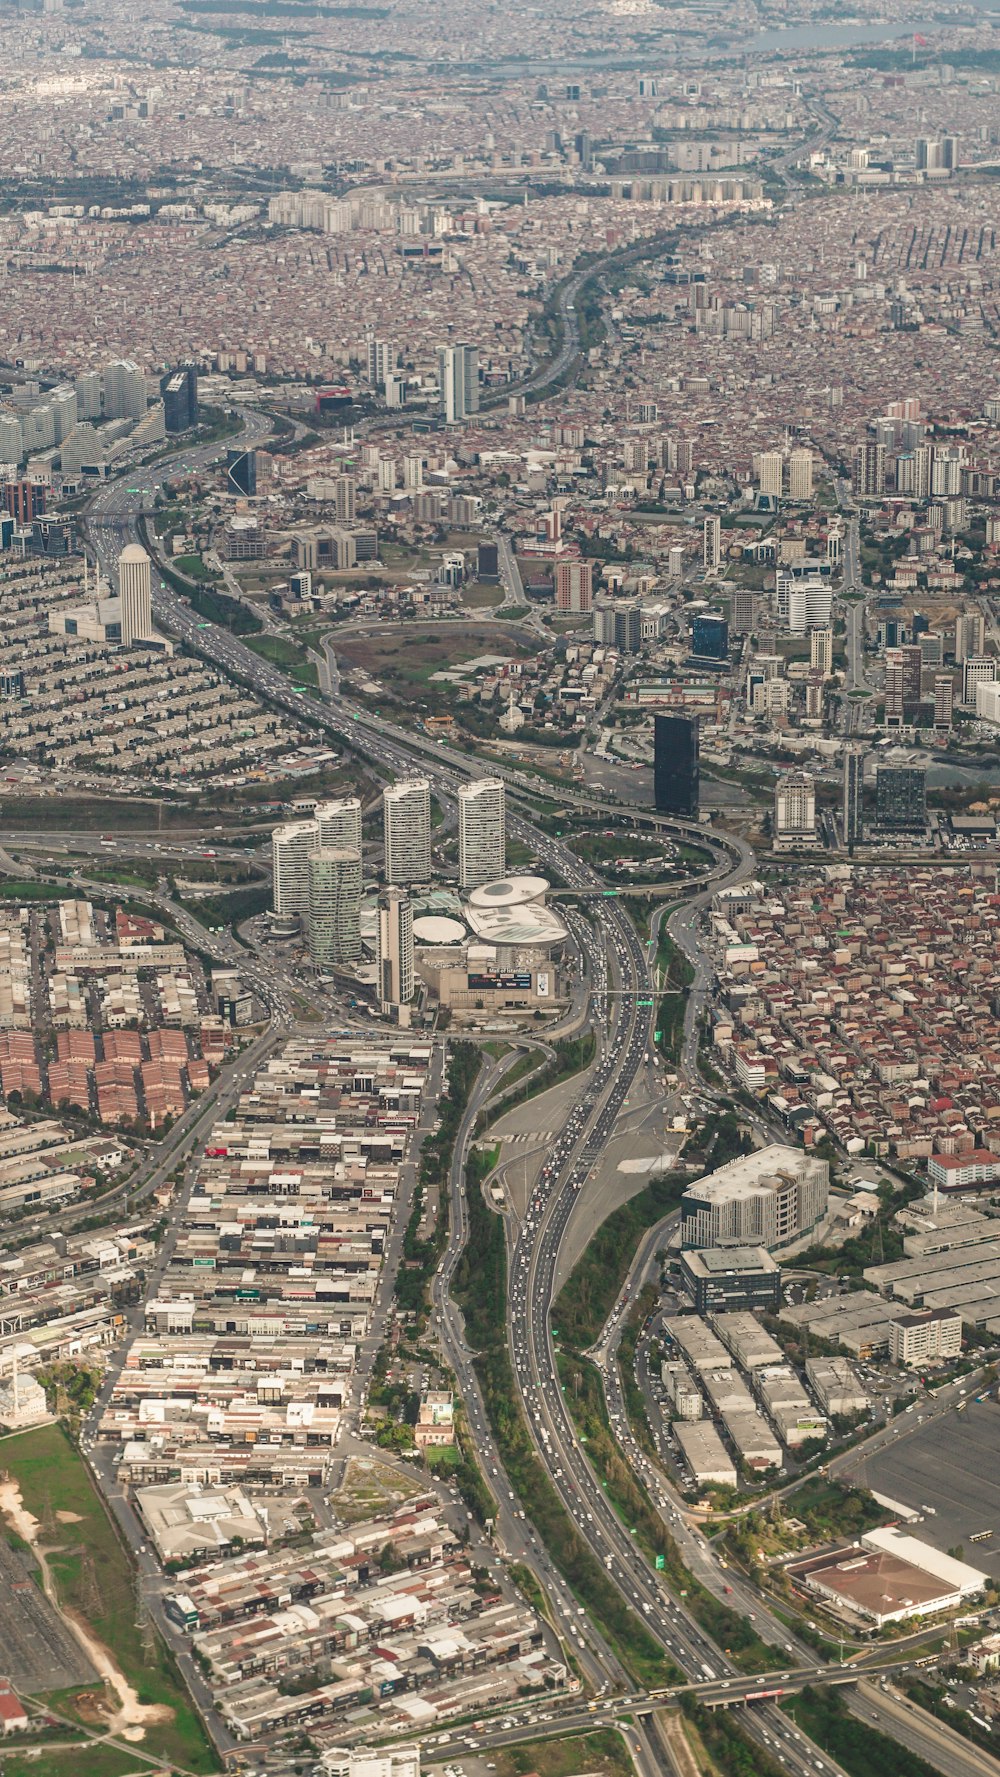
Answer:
[675,1420,737,1489]
[136,1482,266,1563]
[711,1312,785,1372]
[703,1367,754,1416]
[791,1529,987,1628]
[862,1243,1000,1327]
[779,1294,897,1359]
[663,1317,731,1374]
[755,1366,828,1448]
[805,1358,869,1419]
[721,1407,782,1470]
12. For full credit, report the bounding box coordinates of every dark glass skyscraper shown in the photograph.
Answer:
[654,713,699,816]
[691,613,729,661]
[162,364,198,433]
[875,765,926,830]
[843,747,865,848]
[227,448,257,497]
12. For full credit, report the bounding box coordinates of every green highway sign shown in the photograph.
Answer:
[655,1554,665,1570]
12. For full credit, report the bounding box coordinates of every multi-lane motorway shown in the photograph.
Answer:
[79,416,960,1777]
[83,418,847,1776]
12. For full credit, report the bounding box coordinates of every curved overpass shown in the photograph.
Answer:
[84,414,846,1777]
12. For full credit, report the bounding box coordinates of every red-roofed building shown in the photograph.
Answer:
[0,1685,29,1734]
[928,1150,1000,1192]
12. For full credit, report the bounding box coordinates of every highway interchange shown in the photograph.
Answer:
[74,416,996,1777]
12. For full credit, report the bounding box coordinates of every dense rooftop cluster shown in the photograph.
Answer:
[709,867,1000,1168]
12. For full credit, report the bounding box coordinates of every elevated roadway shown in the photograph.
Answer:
[78,412,921,1777]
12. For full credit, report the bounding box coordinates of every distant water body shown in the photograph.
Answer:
[745,18,940,53]
[744,0,998,54]
[489,11,992,75]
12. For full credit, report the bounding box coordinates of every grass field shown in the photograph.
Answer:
[0,1425,218,1773]
[244,632,319,686]
[86,861,161,889]
[424,1444,461,1471]
[336,622,532,702]
[0,1750,139,1777]
[0,796,257,833]
[173,553,213,581]
[458,1730,633,1777]
[0,881,68,900]
[462,581,503,608]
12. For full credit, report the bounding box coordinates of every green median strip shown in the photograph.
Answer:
[452,1152,679,1689]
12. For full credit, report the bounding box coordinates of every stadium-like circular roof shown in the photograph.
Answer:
[413,915,467,944]
[467,874,549,910]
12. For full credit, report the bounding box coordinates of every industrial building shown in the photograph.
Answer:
[805,1358,869,1418]
[674,1420,737,1489]
[791,1529,986,1628]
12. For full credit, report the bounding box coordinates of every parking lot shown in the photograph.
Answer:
[842,1400,1000,1578]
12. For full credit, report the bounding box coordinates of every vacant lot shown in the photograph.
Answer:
[337,622,535,701]
[329,1453,424,1523]
[1,1425,218,1771]
[840,1399,1000,1576]
[244,632,318,685]
[462,580,503,609]
[427,1730,633,1777]
[0,1751,138,1777]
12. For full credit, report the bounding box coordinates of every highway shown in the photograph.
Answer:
[84,422,840,1769]
[849,1679,1000,1777]
[78,414,956,1777]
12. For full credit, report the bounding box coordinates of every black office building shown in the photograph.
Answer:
[477,541,499,581]
[227,448,257,498]
[162,364,198,434]
[654,713,699,816]
[691,612,729,662]
[680,1246,781,1315]
[614,603,643,655]
[874,765,926,831]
